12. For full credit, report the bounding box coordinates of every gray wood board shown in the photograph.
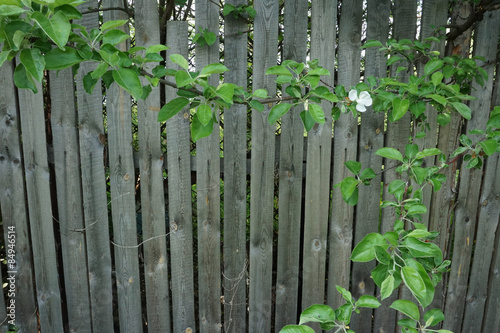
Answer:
[135,0,171,331]
[0,60,38,332]
[165,21,196,333]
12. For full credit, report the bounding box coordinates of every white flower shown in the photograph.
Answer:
[348,90,373,112]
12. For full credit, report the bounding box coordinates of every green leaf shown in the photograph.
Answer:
[196,104,212,126]
[387,55,402,66]
[268,103,292,124]
[112,68,143,100]
[339,177,359,205]
[249,100,265,112]
[175,70,196,88]
[0,5,25,16]
[414,148,441,159]
[479,139,498,156]
[362,40,384,48]
[0,51,9,68]
[307,68,330,76]
[31,11,71,50]
[355,295,381,309]
[308,103,325,124]
[4,20,31,51]
[427,94,447,106]
[351,233,386,262]
[216,83,234,104]
[45,47,83,70]
[451,102,471,120]
[200,63,228,76]
[405,229,431,239]
[376,147,404,162]
[374,246,391,265]
[103,29,130,45]
[169,54,189,70]
[424,59,444,76]
[392,98,410,121]
[405,259,435,307]
[335,304,353,325]
[20,48,45,82]
[253,89,268,99]
[14,63,37,93]
[437,113,451,126]
[101,19,128,31]
[336,285,353,304]
[222,4,235,17]
[431,71,443,86]
[300,110,315,132]
[381,275,395,300]
[265,65,292,76]
[191,112,214,142]
[54,5,82,20]
[424,309,445,327]
[158,97,189,122]
[299,304,336,326]
[279,325,315,333]
[390,300,420,321]
[345,161,361,175]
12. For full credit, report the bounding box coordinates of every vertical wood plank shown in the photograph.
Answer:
[444,10,500,332]
[49,68,92,332]
[196,1,222,332]
[18,80,64,332]
[135,0,171,331]
[274,0,308,330]
[75,2,115,331]
[249,1,278,332]
[103,2,143,331]
[165,21,196,333]
[0,60,38,332]
[306,0,335,313]
[222,1,249,331]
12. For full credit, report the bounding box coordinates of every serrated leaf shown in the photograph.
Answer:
[381,275,395,300]
[414,148,441,159]
[268,103,292,124]
[31,11,71,50]
[299,304,336,326]
[345,161,361,175]
[14,63,37,93]
[252,89,267,99]
[351,233,386,262]
[196,104,212,126]
[427,94,447,106]
[431,71,444,86]
[216,83,234,104]
[158,97,189,122]
[200,63,228,76]
[45,47,83,70]
[300,110,315,132]
[249,99,265,112]
[20,48,45,82]
[356,295,381,309]
[191,112,214,142]
[376,147,404,162]
[308,103,325,124]
[101,19,128,31]
[392,98,410,121]
[175,70,195,88]
[390,300,420,321]
[112,68,143,100]
[279,325,315,333]
[424,59,444,76]
[0,5,25,16]
[169,53,189,70]
[424,309,445,327]
[479,139,498,156]
[103,29,130,45]
[266,65,292,76]
[451,102,471,120]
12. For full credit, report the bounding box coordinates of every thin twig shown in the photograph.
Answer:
[111,233,170,249]
[81,7,131,15]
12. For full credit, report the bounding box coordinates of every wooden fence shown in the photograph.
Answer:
[0,0,499,332]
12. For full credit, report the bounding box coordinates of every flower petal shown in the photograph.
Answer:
[359,91,373,106]
[349,89,358,101]
[356,103,367,112]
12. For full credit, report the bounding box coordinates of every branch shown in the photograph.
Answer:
[446,1,500,41]
[81,7,132,16]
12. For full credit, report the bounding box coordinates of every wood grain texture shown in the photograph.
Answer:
[249,1,278,332]
[49,67,92,332]
[18,79,64,332]
[444,10,500,332]
[274,0,308,330]
[135,0,171,331]
[222,1,249,331]
[74,3,115,331]
[103,1,143,331]
[0,60,38,333]
[165,21,196,333]
[195,1,222,332]
[304,0,335,317]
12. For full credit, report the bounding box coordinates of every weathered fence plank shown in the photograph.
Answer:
[165,21,196,333]
[444,10,500,332]
[0,60,38,333]
[103,2,143,331]
[304,0,335,314]
[359,1,391,332]
[223,1,249,331]
[49,68,92,332]
[249,1,279,332]
[135,0,171,331]
[196,1,222,332]
[75,2,115,331]
[18,79,64,332]
[274,0,308,331]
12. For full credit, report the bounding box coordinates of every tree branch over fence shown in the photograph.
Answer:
[446,0,500,41]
